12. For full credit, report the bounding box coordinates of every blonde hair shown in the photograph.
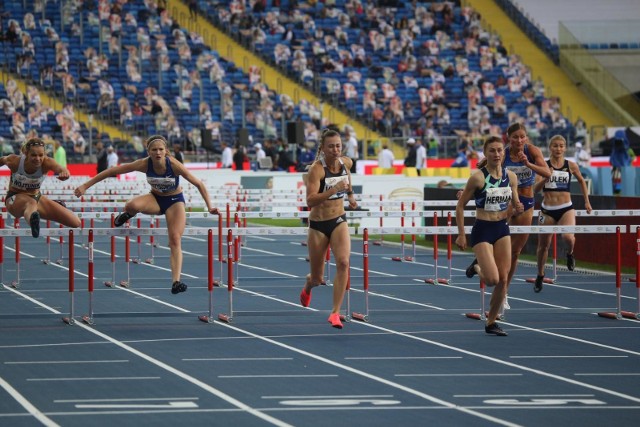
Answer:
[145,135,168,150]
[314,128,341,162]
[548,134,566,147]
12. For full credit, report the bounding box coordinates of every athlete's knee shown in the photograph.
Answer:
[334,256,349,272]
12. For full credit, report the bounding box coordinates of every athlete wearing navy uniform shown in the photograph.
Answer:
[300,128,358,329]
[1,138,81,238]
[456,136,523,336]
[75,135,219,294]
[532,135,592,292]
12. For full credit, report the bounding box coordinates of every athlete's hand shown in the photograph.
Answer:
[455,234,467,251]
[208,207,219,215]
[57,170,70,181]
[515,202,524,215]
[74,185,86,198]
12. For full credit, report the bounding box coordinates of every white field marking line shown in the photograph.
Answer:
[542,283,637,300]
[55,397,199,403]
[455,394,596,398]
[242,247,286,256]
[395,374,523,377]
[147,243,203,258]
[236,263,297,277]
[249,235,277,242]
[296,258,397,277]
[111,287,192,313]
[70,322,293,427]
[359,321,640,404]
[509,355,627,359]
[217,323,521,427]
[9,246,195,312]
[429,281,573,309]
[27,377,160,381]
[133,261,199,279]
[225,284,318,310]
[2,286,62,313]
[575,373,640,376]
[0,376,60,427]
[502,321,640,357]
[345,356,463,360]
[184,358,293,361]
[5,360,129,365]
[261,394,395,399]
[218,375,339,379]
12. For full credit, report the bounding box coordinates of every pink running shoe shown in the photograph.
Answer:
[300,288,311,307]
[327,313,343,329]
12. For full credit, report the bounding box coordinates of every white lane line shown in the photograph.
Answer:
[55,397,199,403]
[184,358,293,361]
[395,374,522,377]
[345,356,462,360]
[218,375,338,379]
[261,394,395,399]
[5,360,129,365]
[237,263,298,277]
[74,401,199,409]
[510,355,627,359]
[358,322,640,404]
[218,323,521,427]
[455,394,596,398]
[575,373,640,376]
[0,376,59,427]
[27,377,160,381]
[1,285,61,313]
[72,322,292,427]
[114,287,192,313]
[243,247,285,256]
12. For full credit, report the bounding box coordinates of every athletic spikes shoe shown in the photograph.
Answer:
[328,313,343,329]
[114,212,134,227]
[300,288,311,307]
[171,281,188,294]
[485,322,508,336]
[29,211,41,238]
[566,253,576,271]
[465,258,478,278]
[534,275,545,293]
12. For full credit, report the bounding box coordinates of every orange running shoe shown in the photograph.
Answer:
[327,313,343,329]
[300,288,311,307]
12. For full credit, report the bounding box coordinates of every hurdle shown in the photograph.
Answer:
[218,229,235,323]
[11,218,20,289]
[425,212,450,285]
[82,230,95,325]
[391,202,407,262]
[103,214,118,287]
[599,226,640,320]
[352,228,370,322]
[372,194,384,246]
[62,230,75,325]
[464,280,486,321]
[198,229,216,323]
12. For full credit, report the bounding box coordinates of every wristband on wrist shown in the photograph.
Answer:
[347,191,353,195]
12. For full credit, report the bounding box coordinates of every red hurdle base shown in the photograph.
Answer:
[621,311,640,320]
[218,313,232,323]
[339,314,348,322]
[301,241,308,246]
[630,277,637,282]
[403,256,414,262]
[465,313,482,320]
[198,315,214,323]
[104,281,115,287]
[525,277,555,284]
[425,278,449,284]
[61,317,74,325]
[10,281,19,289]
[351,312,369,322]
[81,315,94,325]
[597,312,620,319]
[391,256,402,262]
[372,241,382,246]
[119,281,129,288]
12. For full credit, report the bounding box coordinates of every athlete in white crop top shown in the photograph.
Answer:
[1,138,81,238]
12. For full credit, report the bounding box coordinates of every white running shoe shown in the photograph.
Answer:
[503,295,510,310]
